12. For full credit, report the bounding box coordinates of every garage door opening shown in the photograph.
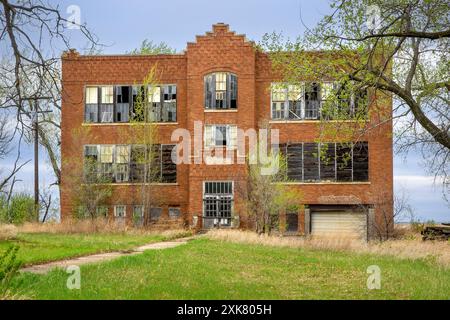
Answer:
[310,206,367,241]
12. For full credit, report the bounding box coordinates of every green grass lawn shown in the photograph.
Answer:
[0,233,171,266]
[11,238,450,300]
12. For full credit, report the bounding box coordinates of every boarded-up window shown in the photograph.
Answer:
[320,143,336,181]
[161,145,177,183]
[353,142,369,181]
[286,143,303,181]
[303,143,319,181]
[336,143,353,181]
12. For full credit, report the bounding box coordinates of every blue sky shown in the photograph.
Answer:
[1,0,448,222]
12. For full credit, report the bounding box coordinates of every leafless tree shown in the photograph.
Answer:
[0,0,100,198]
[370,186,415,241]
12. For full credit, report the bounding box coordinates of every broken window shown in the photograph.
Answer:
[286,212,298,232]
[99,145,114,181]
[319,143,336,181]
[96,206,109,218]
[114,205,126,217]
[271,84,287,119]
[115,145,130,183]
[169,207,181,218]
[131,86,147,121]
[148,85,177,122]
[85,87,99,122]
[149,86,161,122]
[133,205,144,227]
[115,86,130,122]
[352,142,369,181]
[204,73,238,109]
[149,207,162,222]
[303,142,319,181]
[288,85,302,120]
[84,145,98,180]
[99,86,114,123]
[130,145,145,183]
[336,143,353,181]
[353,86,368,119]
[161,145,177,183]
[304,83,320,119]
[204,125,237,148]
[162,85,177,122]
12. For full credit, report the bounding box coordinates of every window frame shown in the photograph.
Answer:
[204,72,238,110]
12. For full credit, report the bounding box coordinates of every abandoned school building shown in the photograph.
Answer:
[60,23,393,240]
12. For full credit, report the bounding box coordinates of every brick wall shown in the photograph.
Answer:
[61,23,393,234]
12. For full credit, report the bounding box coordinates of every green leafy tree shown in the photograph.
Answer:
[129,39,177,55]
[240,135,303,235]
[0,193,36,224]
[260,0,449,193]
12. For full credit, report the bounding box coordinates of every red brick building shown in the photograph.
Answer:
[61,23,393,239]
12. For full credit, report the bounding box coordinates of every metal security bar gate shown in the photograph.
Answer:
[203,181,233,229]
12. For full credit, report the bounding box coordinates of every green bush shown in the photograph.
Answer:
[0,194,37,224]
[0,246,22,295]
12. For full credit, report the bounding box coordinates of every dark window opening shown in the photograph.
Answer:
[336,143,353,181]
[286,212,298,232]
[303,142,319,181]
[320,143,336,181]
[352,142,369,181]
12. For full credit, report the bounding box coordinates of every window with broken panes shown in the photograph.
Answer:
[271,82,368,120]
[204,73,237,109]
[84,85,176,123]
[83,144,176,184]
[277,142,369,182]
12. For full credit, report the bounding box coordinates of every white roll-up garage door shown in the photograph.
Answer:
[311,211,367,240]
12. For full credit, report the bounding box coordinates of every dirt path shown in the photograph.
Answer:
[20,236,194,274]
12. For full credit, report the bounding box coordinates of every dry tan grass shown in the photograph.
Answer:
[0,290,30,300]
[207,229,450,267]
[17,219,191,238]
[0,224,18,240]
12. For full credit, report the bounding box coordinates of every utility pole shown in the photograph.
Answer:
[32,99,39,220]
[22,96,52,222]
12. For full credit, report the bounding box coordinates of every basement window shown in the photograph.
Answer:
[286,212,298,232]
[133,206,144,226]
[204,72,238,109]
[96,206,109,218]
[169,207,181,218]
[114,205,126,219]
[149,207,162,221]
